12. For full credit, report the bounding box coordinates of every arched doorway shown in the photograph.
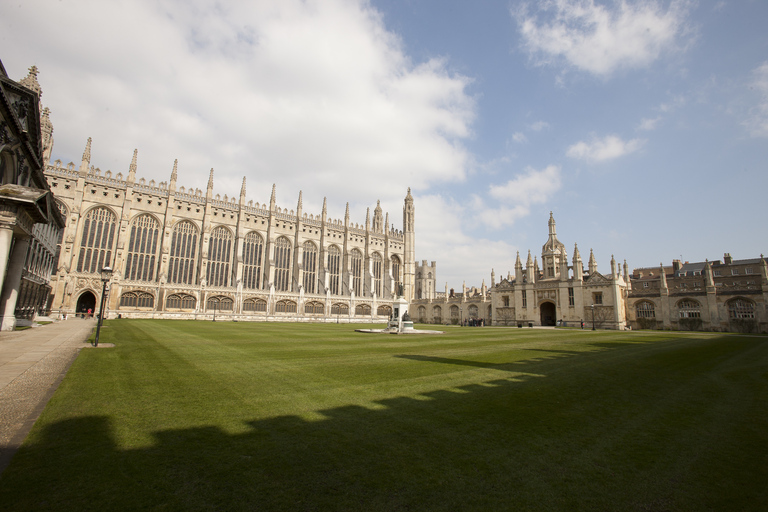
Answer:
[76,291,96,317]
[540,301,556,326]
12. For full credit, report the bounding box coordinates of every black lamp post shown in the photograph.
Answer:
[591,304,596,331]
[94,266,113,346]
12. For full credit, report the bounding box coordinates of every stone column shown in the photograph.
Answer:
[0,235,31,330]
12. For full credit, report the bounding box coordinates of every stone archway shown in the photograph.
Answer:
[76,291,96,317]
[540,301,556,326]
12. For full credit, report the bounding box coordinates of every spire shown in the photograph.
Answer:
[41,107,54,166]
[79,137,92,175]
[269,183,276,211]
[491,268,495,287]
[623,259,630,284]
[588,249,597,275]
[373,200,383,233]
[385,212,389,235]
[127,149,138,183]
[19,65,41,98]
[207,168,214,191]
[611,254,617,277]
[322,196,327,221]
[240,176,246,198]
[296,190,303,218]
[705,259,715,288]
[365,207,370,231]
[573,244,583,281]
[660,263,668,291]
[344,202,350,225]
[548,211,556,235]
[169,159,178,193]
[526,250,533,267]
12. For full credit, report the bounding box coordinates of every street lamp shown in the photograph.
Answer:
[591,304,596,331]
[94,266,113,346]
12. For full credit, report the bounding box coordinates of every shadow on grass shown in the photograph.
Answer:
[1,335,766,511]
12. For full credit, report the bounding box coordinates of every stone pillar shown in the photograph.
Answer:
[0,225,14,290]
[0,235,31,330]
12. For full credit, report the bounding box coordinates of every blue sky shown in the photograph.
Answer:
[2,0,766,288]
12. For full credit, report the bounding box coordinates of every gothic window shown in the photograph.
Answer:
[418,306,427,323]
[207,295,233,311]
[636,301,655,318]
[328,245,341,295]
[677,300,701,319]
[166,293,196,310]
[168,221,199,285]
[119,291,154,309]
[450,305,459,318]
[302,241,318,294]
[125,215,159,282]
[568,287,575,306]
[728,299,755,319]
[351,249,363,296]
[274,237,292,292]
[593,292,603,305]
[522,290,527,308]
[502,295,510,307]
[76,207,117,273]
[468,305,478,318]
[331,303,348,315]
[243,232,264,290]
[304,301,324,315]
[377,305,392,317]
[275,300,297,313]
[206,227,233,287]
[432,305,442,323]
[372,253,383,297]
[355,303,371,316]
[243,298,267,312]
[391,255,402,294]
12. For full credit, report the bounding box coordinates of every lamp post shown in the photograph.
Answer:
[94,266,113,347]
[591,304,596,331]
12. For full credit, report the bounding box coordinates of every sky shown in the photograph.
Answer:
[2,0,766,288]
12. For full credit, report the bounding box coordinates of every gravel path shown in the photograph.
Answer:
[0,318,96,474]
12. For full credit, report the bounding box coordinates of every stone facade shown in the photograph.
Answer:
[627,254,768,333]
[413,213,629,329]
[0,63,64,330]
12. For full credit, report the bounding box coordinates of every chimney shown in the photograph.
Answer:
[724,253,732,265]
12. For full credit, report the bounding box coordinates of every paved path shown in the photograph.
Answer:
[0,318,96,474]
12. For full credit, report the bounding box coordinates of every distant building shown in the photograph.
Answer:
[0,63,64,329]
[627,254,768,333]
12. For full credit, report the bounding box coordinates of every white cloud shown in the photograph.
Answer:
[0,0,474,214]
[638,116,661,131]
[528,120,551,131]
[481,165,562,228]
[566,135,644,162]
[512,132,529,143]
[514,0,693,77]
[746,61,768,138]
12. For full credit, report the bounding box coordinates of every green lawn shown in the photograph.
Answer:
[1,321,766,511]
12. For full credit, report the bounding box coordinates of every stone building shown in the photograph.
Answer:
[627,254,768,333]
[413,213,629,329]
[45,135,417,321]
[0,63,64,330]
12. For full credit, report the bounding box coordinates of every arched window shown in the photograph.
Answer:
[355,303,371,316]
[468,304,479,318]
[243,232,264,290]
[243,298,267,312]
[391,255,402,295]
[166,293,196,310]
[206,227,233,287]
[728,299,755,319]
[450,305,460,318]
[328,245,341,295]
[433,305,442,323]
[418,305,427,323]
[274,237,292,292]
[77,207,116,273]
[275,300,297,313]
[168,221,199,285]
[677,300,701,319]
[372,253,383,297]
[302,241,318,294]
[351,249,363,296]
[207,295,233,311]
[331,303,348,315]
[377,305,392,317]
[304,301,324,315]
[125,215,159,282]
[119,291,154,309]
[636,301,656,318]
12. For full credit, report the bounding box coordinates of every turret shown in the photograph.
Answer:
[588,249,597,275]
[169,159,178,193]
[79,137,92,175]
[573,244,583,281]
[127,149,138,183]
